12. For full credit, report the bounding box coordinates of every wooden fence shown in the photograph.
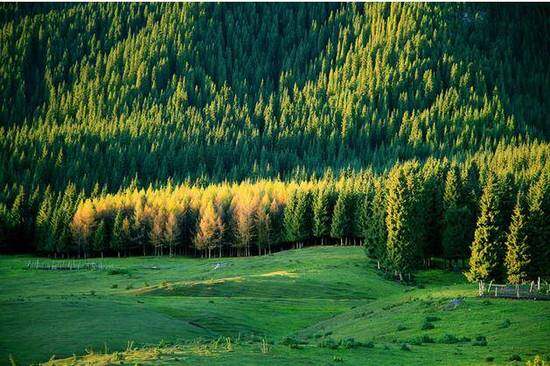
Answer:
[478,278,550,300]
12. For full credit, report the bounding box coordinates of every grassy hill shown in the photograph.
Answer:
[1,246,548,365]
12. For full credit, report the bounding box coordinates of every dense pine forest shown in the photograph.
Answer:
[0,3,548,284]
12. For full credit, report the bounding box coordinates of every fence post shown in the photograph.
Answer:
[516,285,519,299]
[537,277,541,291]
[495,286,498,297]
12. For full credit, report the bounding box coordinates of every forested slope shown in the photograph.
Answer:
[0,3,548,274]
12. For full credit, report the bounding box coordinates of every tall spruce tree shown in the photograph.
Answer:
[385,166,420,280]
[467,173,503,282]
[330,190,349,246]
[504,190,531,284]
[313,187,331,245]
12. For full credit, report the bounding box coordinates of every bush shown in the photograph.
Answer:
[125,283,133,290]
[363,341,375,348]
[410,335,435,345]
[400,343,411,351]
[110,284,118,289]
[108,268,129,275]
[317,338,339,349]
[396,324,408,331]
[281,336,306,348]
[425,316,440,322]
[485,356,494,362]
[499,319,511,328]
[526,355,545,366]
[421,322,435,330]
[508,354,521,361]
[472,336,487,347]
[440,334,460,344]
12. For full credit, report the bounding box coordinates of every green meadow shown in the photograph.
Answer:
[1,246,548,365]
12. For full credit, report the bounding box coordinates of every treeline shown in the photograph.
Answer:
[16,144,545,284]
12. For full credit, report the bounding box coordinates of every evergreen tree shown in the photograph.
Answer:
[442,166,469,265]
[385,166,421,280]
[331,190,349,245]
[313,187,331,245]
[363,180,387,268]
[93,220,106,258]
[504,191,531,284]
[467,173,503,282]
[111,211,125,257]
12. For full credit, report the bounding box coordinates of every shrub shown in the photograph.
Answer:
[333,356,344,362]
[472,336,487,347]
[89,290,96,296]
[108,268,129,275]
[421,322,435,330]
[363,341,375,348]
[410,335,435,345]
[425,316,441,322]
[499,319,511,328]
[339,337,369,349]
[485,356,494,362]
[400,343,411,351]
[396,324,408,331]
[508,354,521,361]
[110,284,118,289]
[317,338,339,349]
[526,355,545,366]
[440,334,459,344]
[125,284,133,290]
[280,336,305,348]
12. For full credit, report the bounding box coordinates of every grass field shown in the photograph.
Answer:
[0,246,548,365]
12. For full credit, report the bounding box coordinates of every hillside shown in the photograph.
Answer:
[0,247,548,365]
[1,3,548,187]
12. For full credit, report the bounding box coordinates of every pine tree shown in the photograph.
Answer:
[526,174,549,278]
[442,167,469,266]
[293,189,312,248]
[385,166,420,280]
[363,180,387,268]
[283,191,298,244]
[467,173,503,282]
[331,190,348,245]
[111,211,125,257]
[164,211,181,257]
[504,191,531,284]
[93,220,106,258]
[313,187,331,245]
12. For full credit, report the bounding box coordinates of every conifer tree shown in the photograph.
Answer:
[313,187,331,245]
[363,180,387,268]
[164,211,181,257]
[505,191,531,284]
[93,220,106,258]
[111,211,125,257]
[467,173,503,282]
[442,167,469,266]
[526,174,549,278]
[331,190,348,246]
[385,166,420,280]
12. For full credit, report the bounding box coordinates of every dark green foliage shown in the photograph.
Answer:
[505,191,531,284]
[472,336,488,347]
[421,322,435,330]
[330,190,350,244]
[467,173,504,282]
[0,3,547,274]
[442,166,470,262]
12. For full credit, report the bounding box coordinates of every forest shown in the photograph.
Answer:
[0,3,549,284]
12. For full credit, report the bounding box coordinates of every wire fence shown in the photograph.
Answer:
[478,278,550,300]
[25,259,113,271]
